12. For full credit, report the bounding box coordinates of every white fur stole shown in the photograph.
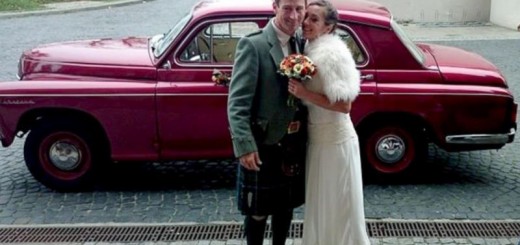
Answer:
[304,34,360,103]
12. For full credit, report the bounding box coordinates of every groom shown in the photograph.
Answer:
[227,0,307,244]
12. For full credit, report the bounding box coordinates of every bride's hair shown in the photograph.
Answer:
[308,0,338,33]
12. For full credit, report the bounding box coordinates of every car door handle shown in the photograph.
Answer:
[360,74,374,80]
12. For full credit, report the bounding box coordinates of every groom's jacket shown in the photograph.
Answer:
[227,21,303,157]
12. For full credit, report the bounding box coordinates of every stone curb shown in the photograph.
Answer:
[0,0,154,20]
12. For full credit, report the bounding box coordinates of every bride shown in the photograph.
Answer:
[288,0,371,244]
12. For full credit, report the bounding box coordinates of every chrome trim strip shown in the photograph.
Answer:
[0,93,228,97]
[0,93,374,98]
[0,92,502,98]
[380,92,513,98]
[445,128,516,145]
[17,58,23,80]
[157,93,227,96]
[0,94,154,97]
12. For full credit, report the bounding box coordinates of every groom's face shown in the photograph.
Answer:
[273,0,305,35]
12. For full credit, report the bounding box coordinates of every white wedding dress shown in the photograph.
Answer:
[301,34,370,245]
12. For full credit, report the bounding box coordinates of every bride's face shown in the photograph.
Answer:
[302,5,333,41]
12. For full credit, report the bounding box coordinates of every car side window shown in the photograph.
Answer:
[336,29,365,65]
[180,21,260,64]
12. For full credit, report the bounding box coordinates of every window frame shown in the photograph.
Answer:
[174,17,268,68]
[336,23,370,68]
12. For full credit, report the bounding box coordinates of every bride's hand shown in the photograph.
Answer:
[288,79,307,99]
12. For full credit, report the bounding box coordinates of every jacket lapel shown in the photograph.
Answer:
[265,21,284,68]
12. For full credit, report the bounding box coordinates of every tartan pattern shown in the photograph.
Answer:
[237,105,307,215]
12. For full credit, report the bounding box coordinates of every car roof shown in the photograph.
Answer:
[191,0,392,28]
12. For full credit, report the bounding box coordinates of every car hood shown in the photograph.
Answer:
[420,43,507,88]
[21,37,156,80]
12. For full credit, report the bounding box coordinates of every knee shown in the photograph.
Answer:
[251,215,267,221]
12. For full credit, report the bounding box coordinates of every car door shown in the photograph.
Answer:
[156,18,265,160]
[335,24,377,126]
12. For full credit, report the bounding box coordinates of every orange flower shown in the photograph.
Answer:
[278,54,317,81]
[277,54,317,107]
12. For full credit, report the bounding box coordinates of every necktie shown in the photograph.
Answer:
[289,36,297,54]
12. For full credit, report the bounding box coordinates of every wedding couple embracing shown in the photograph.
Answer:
[227,0,370,244]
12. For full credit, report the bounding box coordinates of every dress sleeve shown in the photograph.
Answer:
[318,38,361,103]
[227,37,260,157]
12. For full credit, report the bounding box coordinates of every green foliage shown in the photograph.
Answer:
[36,0,81,3]
[0,0,40,12]
[0,0,114,12]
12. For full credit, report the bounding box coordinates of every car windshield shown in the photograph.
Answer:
[391,19,425,64]
[153,13,192,57]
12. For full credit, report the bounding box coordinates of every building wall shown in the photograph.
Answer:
[368,0,491,24]
[490,0,520,30]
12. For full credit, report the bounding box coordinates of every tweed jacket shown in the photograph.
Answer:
[227,20,302,157]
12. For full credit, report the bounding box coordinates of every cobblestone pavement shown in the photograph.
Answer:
[0,0,520,244]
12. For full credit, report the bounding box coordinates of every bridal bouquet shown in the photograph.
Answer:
[278,54,317,107]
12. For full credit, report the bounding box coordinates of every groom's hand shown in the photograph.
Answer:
[239,152,262,171]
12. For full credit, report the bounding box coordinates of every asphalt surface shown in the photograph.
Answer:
[0,0,520,244]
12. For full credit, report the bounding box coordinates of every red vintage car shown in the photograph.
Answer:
[0,0,516,191]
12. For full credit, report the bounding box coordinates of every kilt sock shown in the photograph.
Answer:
[271,209,293,245]
[245,215,267,245]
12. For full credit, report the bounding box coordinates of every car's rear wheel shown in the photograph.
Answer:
[24,120,102,191]
[361,123,427,175]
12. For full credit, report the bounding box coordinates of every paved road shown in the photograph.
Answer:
[0,0,519,231]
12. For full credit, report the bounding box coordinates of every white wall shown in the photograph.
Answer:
[368,0,491,24]
[490,0,520,30]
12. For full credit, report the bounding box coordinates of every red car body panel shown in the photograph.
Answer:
[22,37,155,81]
[0,81,158,160]
[156,68,231,160]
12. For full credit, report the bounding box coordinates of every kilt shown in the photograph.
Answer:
[237,106,307,215]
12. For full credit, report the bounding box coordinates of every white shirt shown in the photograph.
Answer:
[272,20,293,56]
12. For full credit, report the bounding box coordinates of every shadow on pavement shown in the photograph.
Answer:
[95,159,238,191]
[90,147,492,191]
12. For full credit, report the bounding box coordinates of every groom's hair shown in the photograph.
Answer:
[273,0,307,6]
[308,0,338,33]
[274,0,307,6]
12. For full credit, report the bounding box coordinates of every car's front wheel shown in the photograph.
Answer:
[24,120,102,191]
[361,123,427,175]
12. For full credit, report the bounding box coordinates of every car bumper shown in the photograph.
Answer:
[445,127,516,145]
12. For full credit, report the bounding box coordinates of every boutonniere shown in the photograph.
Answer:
[212,69,230,87]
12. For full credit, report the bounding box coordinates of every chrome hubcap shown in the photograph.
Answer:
[375,134,405,164]
[49,141,81,171]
